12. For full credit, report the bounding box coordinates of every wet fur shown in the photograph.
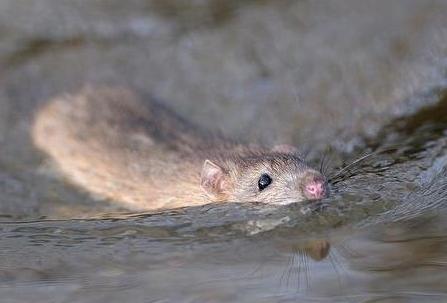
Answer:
[32,86,322,211]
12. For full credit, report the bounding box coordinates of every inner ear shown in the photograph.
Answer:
[200,160,231,200]
[272,144,299,154]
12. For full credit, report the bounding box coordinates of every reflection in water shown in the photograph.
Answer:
[1,210,447,301]
[279,239,331,290]
[269,214,447,301]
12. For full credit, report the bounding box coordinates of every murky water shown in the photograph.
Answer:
[1,1,447,302]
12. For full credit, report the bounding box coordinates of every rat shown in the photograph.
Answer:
[32,86,327,211]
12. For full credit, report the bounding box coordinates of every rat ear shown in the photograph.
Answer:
[200,160,231,200]
[272,144,299,154]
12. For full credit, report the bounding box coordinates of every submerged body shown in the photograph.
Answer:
[32,87,327,211]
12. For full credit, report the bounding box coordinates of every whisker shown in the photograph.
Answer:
[323,152,333,176]
[293,250,304,290]
[328,252,345,294]
[329,146,398,181]
[320,152,327,173]
[280,251,295,289]
[289,252,297,288]
[296,250,302,290]
[303,251,310,291]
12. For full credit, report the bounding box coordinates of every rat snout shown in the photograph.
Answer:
[305,180,325,199]
[302,174,327,200]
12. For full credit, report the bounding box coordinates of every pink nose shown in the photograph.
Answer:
[304,179,326,200]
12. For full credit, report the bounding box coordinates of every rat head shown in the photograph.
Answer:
[200,147,328,204]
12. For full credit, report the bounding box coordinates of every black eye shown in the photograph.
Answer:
[258,173,272,191]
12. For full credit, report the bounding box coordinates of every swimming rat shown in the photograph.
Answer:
[32,87,327,211]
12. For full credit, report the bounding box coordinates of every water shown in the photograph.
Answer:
[1,115,447,302]
[1,1,447,302]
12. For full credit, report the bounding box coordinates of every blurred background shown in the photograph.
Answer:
[2,0,447,156]
[1,1,447,302]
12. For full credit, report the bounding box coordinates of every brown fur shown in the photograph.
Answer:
[32,86,325,211]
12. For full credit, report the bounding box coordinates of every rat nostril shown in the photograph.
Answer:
[304,179,326,199]
[307,184,317,193]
